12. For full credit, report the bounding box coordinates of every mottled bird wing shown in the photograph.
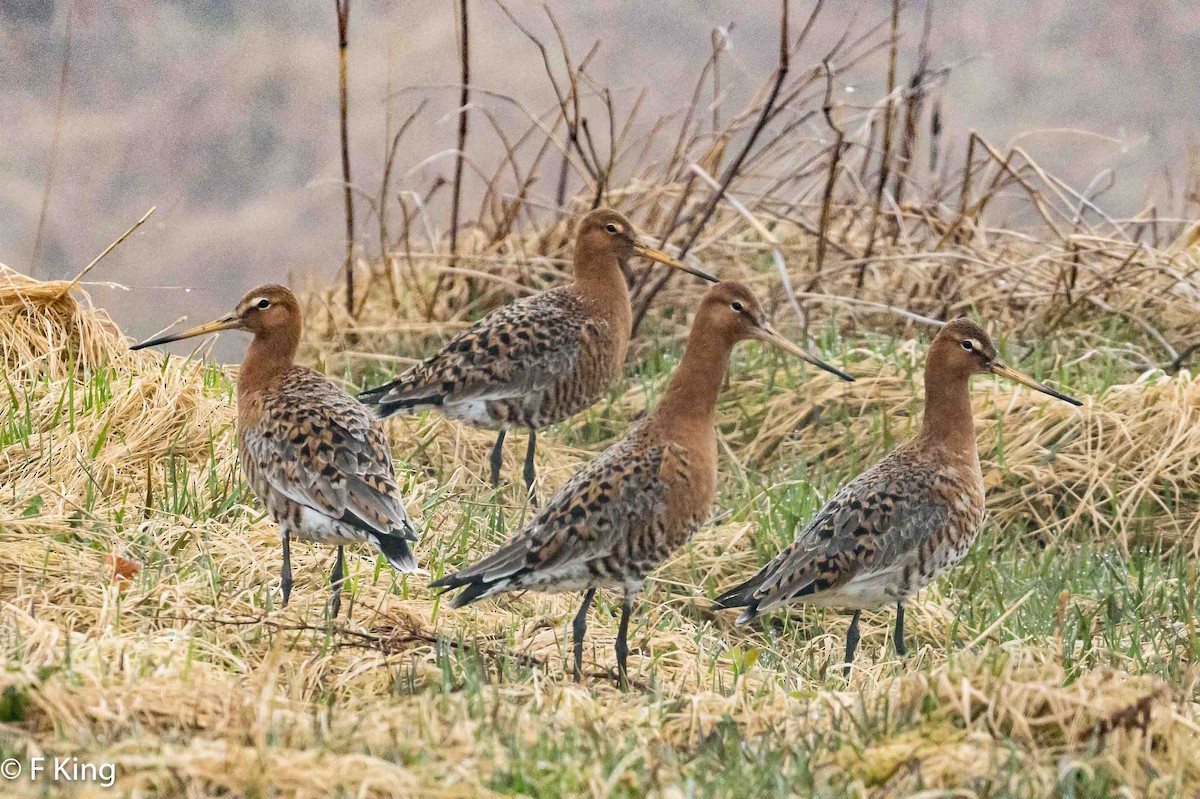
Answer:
[242,368,418,539]
[361,288,589,408]
[432,429,669,604]
[714,454,948,617]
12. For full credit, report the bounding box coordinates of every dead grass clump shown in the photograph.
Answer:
[0,265,237,535]
[0,265,121,380]
[844,651,1199,796]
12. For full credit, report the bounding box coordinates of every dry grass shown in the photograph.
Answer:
[2,255,1199,797]
[5,3,1200,796]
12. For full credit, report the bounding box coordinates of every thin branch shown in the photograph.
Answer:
[858,0,900,283]
[632,0,794,334]
[379,100,428,306]
[447,0,472,284]
[61,207,156,297]
[806,57,845,295]
[335,0,355,314]
[31,3,74,277]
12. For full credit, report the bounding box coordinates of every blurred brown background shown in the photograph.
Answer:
[3,0,1198,358]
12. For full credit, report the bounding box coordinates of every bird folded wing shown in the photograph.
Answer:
[244,369,417,539]
[365,289,588,405]
[449,436,667,585]
[741,468,949,615]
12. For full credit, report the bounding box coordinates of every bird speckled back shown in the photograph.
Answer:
[378,285,627,429]
[130,283,421,614]
[720,436,984,618]
[714,315,1081,654]
[360,211,647,431]
[433,415,711,605]
[431,281,855,681]
[239,365,418,558]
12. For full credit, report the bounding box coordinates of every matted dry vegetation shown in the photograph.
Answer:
[2,229,1200,797]
[5,2,1200,796]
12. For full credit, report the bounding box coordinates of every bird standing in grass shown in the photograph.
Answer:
[358,208,718,497]
[431,281,854,684]
[131,285,419,617]
[712,318,1082,674]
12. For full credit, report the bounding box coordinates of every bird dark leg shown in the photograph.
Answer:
[523,429,538,506]
[329,545,346,619]
[571,587,597,682]
[280,533,293,608]
[615,590,636,690]
[894,601,908,657]
[843,610,862,678]
[489,429,507,487]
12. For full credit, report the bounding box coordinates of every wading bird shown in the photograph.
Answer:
[131,285,419,617]
[359,208,718,498]
[712,318,1082,675]
[431,281,854,684]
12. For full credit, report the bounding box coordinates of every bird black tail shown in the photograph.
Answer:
[372,532,417,573]
[710,590,748,611]
[711,573,766,612]
[361,386,445,420]
[357,381,395,402]
[429,572,508,609]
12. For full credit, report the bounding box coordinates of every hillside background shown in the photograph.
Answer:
[3,0,1198,356]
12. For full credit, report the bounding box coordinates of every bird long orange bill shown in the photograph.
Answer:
[130,313,240,351]
[990,362,1082,406]
[632,242,719,283]
[753,324,855,382]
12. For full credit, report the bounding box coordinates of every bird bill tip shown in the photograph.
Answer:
[991,362,1082,406]
[129,316,241,351]
[757,326,854,382]
[633,243,719,283]
[129,333,182,351]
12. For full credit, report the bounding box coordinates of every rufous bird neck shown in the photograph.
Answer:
[918,365,978,458]
[652,323,735,435]
[572,245,632,330]
[237,324,301,400]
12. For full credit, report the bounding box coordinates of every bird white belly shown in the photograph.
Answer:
[286,506,370,546]
[445,399,497,425]
[807,568,908,610]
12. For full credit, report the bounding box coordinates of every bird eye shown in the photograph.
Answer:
[605,223,619,234]
[961,340,973,351]
[257,299,271,310]
[731,301,744,313]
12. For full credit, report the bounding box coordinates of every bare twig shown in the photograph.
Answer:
[806,58,846,296]
[61,207,156,297]
[30,2,74,277]
[379,100,428,306]
[335,0,355,315]
[891,2,933,210]
[858,0,900,285]
[632,0,794,334]
[445,0,472,292]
